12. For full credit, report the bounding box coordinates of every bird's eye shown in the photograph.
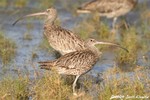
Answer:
[47,9,50,12]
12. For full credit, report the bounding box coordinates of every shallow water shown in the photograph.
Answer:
[0,0,150,79]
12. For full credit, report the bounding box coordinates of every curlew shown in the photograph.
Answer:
[77,0,137,30]
[13,8,86,55]
[38,38,128,95]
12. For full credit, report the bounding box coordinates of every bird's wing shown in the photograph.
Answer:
[55,50,98,70]
[97,0,125,14]
[80,0,126,14]
[79,0,99,11]
[47,25,85,53]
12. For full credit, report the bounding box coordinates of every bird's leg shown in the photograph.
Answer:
[111,17,117,33]
[73,75,80,95]
[112,17,117,29]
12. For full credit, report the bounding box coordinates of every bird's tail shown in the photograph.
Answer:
[38,60,55,70]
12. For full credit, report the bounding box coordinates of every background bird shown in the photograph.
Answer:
[13,8,87,55]
[77,0,137,30]
[38,38,128,95]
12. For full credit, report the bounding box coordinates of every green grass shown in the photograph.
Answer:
[0,0,55,8]
[115,23,149,70]
[74,20,95,39]
[14,0,28,8]
[0,0,149,99]
[39,0,55,9]
[0,0,28,8]
[0,0,7,7]
[0,76,29,100]
[116,27,139,67]
[32,71,72,100]
[0,68,149,100]
[74,14,111,40]
[98,67,150,100]
[0,32,16,65]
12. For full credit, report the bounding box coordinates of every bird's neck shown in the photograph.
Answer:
[44,14,57,26]
[88,45,101,57]
[44,19,55,26]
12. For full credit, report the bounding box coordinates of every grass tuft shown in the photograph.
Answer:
[0,76,29,100]
[23,33,32,40]
[74,14,111,40]
[116,27,140,68]
[0,0,7,7]
[98,67,150,100]
[0,32,16,65]
[39,0,55,9]
[14,0,28,8]
[32,70,72,100]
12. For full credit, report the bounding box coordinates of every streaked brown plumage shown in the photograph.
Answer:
[38,38,128,95]
[77,0,137,29]
[13,8,86,55]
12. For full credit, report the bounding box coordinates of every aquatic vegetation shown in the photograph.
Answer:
[30,66,149,99]
[96,22,111,40]
[32,71,72,100]
[98,67,150,100]
[0,67,149,100]
[0,0,7,7]
[23,32,32,40]
[14,0,28,8]
[89,14,114,41]
[31,52,38,61]
[0,0,149,99]
[140,14,150,40]
[74,20,95,39]
[0,32,16,65]
[39,0,55,9]
[116,21,150,69]
[116,27,140,68]
[74,14,110,40]
[0,0,55,8]
[0,76,29,100]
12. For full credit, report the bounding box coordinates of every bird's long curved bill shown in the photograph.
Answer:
[97,42,129,52]
[12,12,47,26]
[77,8,91,13]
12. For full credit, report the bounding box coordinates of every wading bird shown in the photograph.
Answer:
[38,38,128,95]
[77,0,137,30]
[13,8,86,55]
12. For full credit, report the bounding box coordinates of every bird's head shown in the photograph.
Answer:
[45,7,57,20]
[85,38,129,52]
